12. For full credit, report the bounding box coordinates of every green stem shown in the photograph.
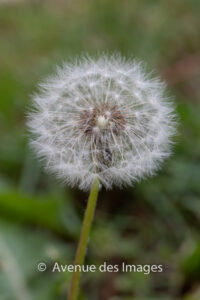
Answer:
[68,178,100,300]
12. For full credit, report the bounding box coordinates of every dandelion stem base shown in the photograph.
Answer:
[68,178,100,300]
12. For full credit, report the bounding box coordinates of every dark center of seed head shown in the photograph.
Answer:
[79,103,126,136]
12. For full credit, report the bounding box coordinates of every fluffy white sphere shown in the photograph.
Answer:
[27,55,176,190]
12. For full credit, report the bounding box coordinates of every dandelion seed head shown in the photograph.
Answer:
[27,55,176,190]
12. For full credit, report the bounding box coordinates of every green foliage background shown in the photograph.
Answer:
[0,1,200,299]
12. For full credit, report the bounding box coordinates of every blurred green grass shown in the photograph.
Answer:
[0,0,200,299]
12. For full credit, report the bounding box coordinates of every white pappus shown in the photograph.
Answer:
[27,55,176,190]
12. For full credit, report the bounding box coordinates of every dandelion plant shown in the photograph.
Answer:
[27,54,176,300]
